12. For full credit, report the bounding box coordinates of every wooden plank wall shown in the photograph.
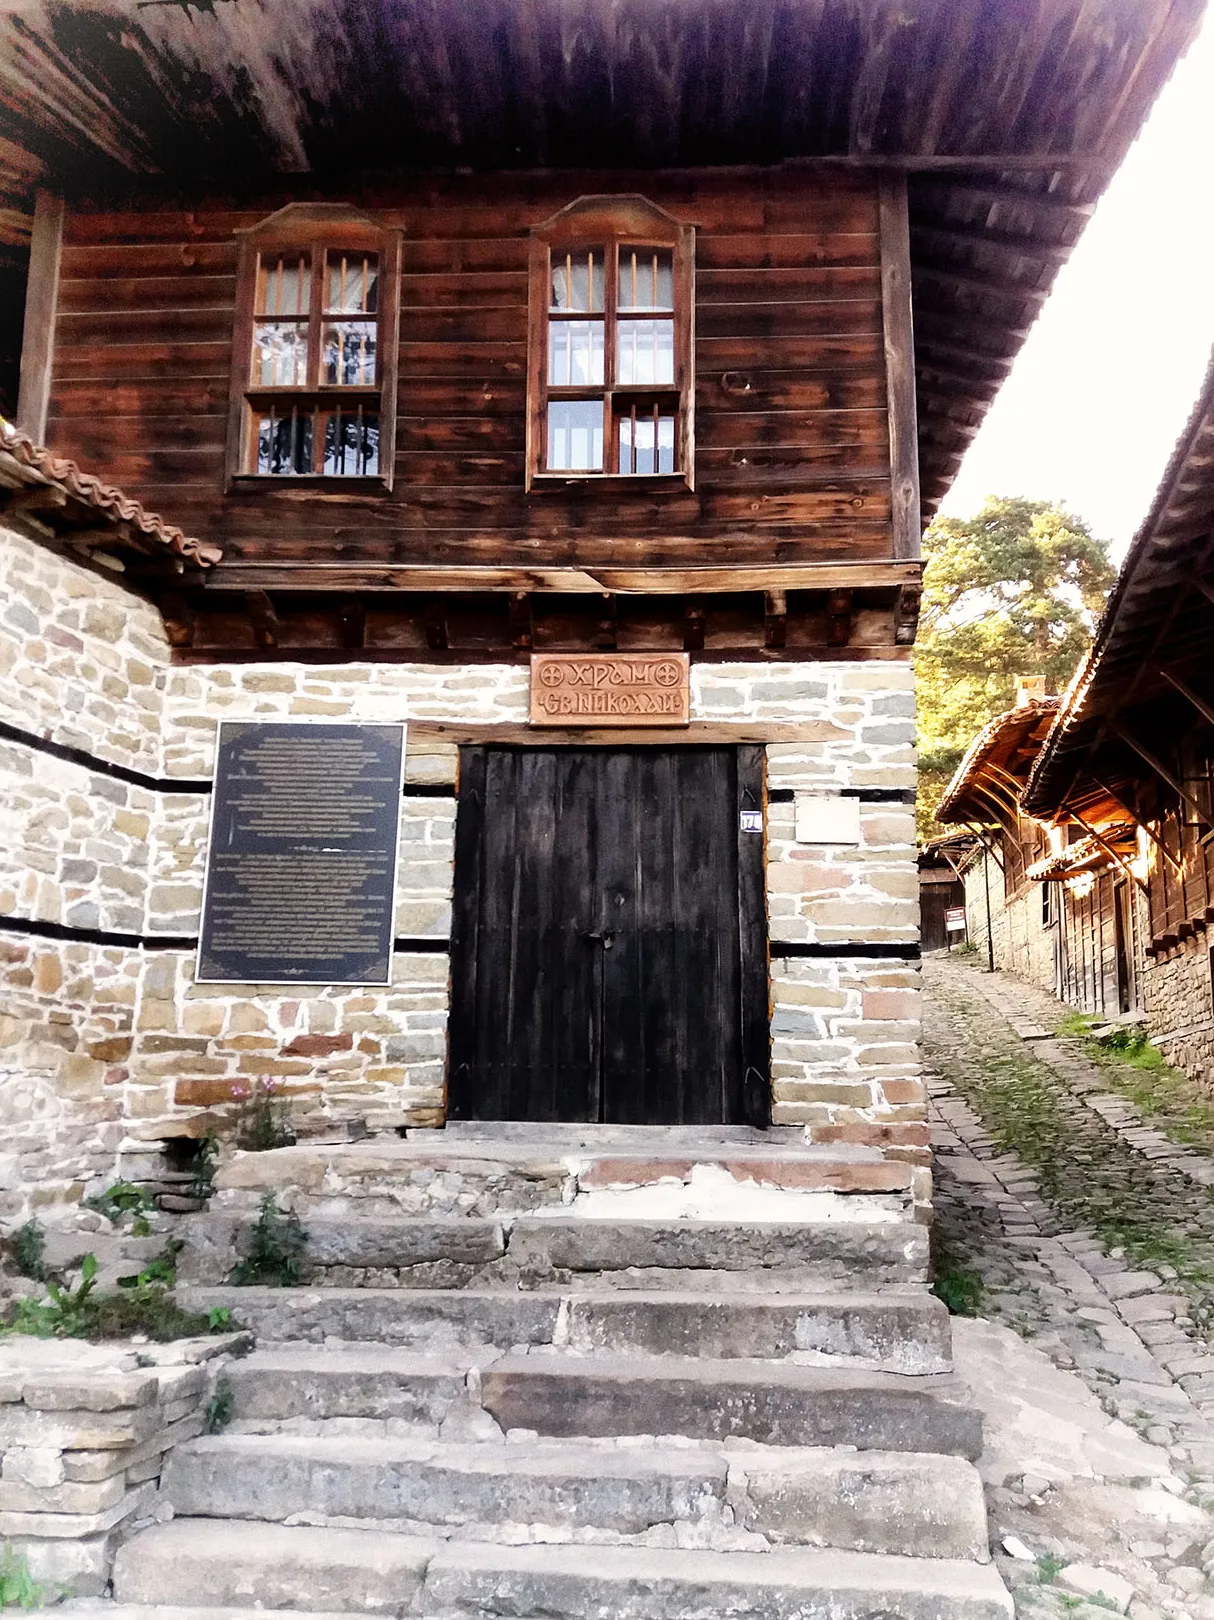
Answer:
[45,170,892,574]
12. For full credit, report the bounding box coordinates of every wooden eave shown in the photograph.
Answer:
[1023,348,1214,820]
[935,698,1059,827]
[0,0,1200,521]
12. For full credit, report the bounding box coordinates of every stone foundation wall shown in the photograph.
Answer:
[962,854,1059,998]
[1142,939,1214,1087]
[1,525,924,1212]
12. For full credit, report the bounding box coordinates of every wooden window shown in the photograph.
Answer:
[226,203,401,489]
[527,197,694,489]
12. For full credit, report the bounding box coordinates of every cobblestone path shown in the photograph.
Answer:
[925,951,1214,1619]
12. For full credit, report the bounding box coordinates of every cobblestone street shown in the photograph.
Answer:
[926,951,1214,1620]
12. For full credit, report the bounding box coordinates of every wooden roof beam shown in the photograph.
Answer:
[913,180,1095,226]
[910,221,1076,265]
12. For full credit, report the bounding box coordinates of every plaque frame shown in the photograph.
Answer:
[195,719,407,988]
[529,652,691,727]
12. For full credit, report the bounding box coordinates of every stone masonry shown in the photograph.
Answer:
[0,524,924,1215]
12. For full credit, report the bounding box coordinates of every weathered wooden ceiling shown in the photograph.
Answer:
[0,0,1203,512]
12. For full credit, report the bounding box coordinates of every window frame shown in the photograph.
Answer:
[525,195,695,491]
[225,203,402,491]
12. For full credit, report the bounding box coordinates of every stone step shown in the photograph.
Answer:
[480,1351,983,1456]
[111,1520,1012,1620]
[181,1212,927,1290]
[222,1346,472,1425]
[211,1137,914,1218]
[161,1431,991,1559]
[178,1285,950,1371]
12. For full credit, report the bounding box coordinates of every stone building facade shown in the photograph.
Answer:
[1,523,925,1219]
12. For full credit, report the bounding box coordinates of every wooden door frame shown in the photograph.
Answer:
[446,741,771,1126]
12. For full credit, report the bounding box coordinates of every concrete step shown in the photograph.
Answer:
[222,1346,472,1425]
[177,1285,950,1371]
[111,1521,1012,1620]
[480,1351,983,1456]
[161,1431,991,1559]
[211,1137,914,1219]
[181,1212,926,1290]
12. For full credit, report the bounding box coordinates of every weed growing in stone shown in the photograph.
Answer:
[1,1251,239,1342]
[10,1221,45,1282]
[233,1081,296,1152]
[189,1133,220,1199]
[1035,1554,1066,1584]
[205,1374,234,1433]
[230,1193,308,1286]
[87,1180,156,1235]
[117,1237,184,1291]
[931,1231,984,1316]
[0,1544,45,1609]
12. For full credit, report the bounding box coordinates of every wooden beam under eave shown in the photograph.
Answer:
[15,190,63,445]
[879,174,921,562]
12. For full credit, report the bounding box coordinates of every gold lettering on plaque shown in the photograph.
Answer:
[530,653,691,726]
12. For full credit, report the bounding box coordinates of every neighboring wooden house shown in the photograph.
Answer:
[1021,351,1214,1077]
[0,0,1199,1187]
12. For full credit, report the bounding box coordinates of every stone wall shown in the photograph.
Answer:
[1142,939,1214,1087]
[962,852,1059,999]
[0,524,924,1214]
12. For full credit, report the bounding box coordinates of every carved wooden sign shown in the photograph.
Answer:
[529,653,691,726]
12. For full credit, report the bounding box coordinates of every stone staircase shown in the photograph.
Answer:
[93,1126,1012,1620]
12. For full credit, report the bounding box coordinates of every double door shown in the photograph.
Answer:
[448,745,769,1125]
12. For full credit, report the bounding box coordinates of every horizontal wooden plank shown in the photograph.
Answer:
[62,210,262,245]
[400,270,528,308]
[696,407,888,450]
[42,445,226,484]
[60,241,238,277]
[53,342,233,381]
[397,341,527,380]
[697,299,882,340]
[697,334,883,368]
[46,414,227,454]
[701,485,890,523]
[55,307,234,345]
[697,372,885,412]
[695,232,879,270]
[696,265,880,302]
[57,274,238,313]
[403,237,530,274]
[48,379,233,416]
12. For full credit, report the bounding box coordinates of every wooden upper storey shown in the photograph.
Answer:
[42,168,908,595]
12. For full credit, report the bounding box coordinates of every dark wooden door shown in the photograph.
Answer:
[448,746,768,1125]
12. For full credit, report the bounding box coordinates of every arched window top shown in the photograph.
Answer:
[526,195,694,489]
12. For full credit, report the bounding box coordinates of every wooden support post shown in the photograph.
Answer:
[879,173,921,562]
[764,589,787,651]
[339,597,367,652]
[159,592,196,651]
[16,191,64,445]
[1067,808,1146,891]
[682,599,705,652]
[596,593,618,651]
[893,581,921,645]
[424,598,449,651]
[826,589,853,647]
[1110,721,1213,829]
[509,591,533,651]
[244,589,279,651]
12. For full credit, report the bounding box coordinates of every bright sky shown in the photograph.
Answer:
[938,11,1214,558]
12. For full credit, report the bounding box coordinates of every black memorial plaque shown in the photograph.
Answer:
[197,721,405,985]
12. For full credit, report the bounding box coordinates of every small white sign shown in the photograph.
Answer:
[794,794,862,846]
[740,810,763,833]
[945,906,967,932]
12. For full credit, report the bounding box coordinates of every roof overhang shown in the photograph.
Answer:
[936,698,1060,826]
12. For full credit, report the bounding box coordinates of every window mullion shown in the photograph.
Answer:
[604,234,619,474]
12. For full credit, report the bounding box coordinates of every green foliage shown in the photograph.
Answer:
[917,496,1115,837]
[205,1374,234,1433]
[207,1306,233,1332]
[2,1251,239,1343]
[117,1237,183,1291]
[931,1231,984,1317]
[1035,1554,1067,1585]
[11,1221,45,1282]
[230,1193,308,1287]
[0,1544,45,1610]
[86,1181,156,1235]
[233,1081,296,1153]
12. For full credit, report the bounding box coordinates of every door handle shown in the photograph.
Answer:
[581,930,616,950]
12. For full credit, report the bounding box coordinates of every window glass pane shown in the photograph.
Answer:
[618,411,675,475]
[617,318,674,385]
[550,249,604,312]
[618,248,673,311]
[255,409,313,475]
[548,319,605,387]
[256,255,310,316]
[326,253,379,315]
[323,410,380,476]
[253,321,309,386]
[323,321,377,385]
[547,400,603,472]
